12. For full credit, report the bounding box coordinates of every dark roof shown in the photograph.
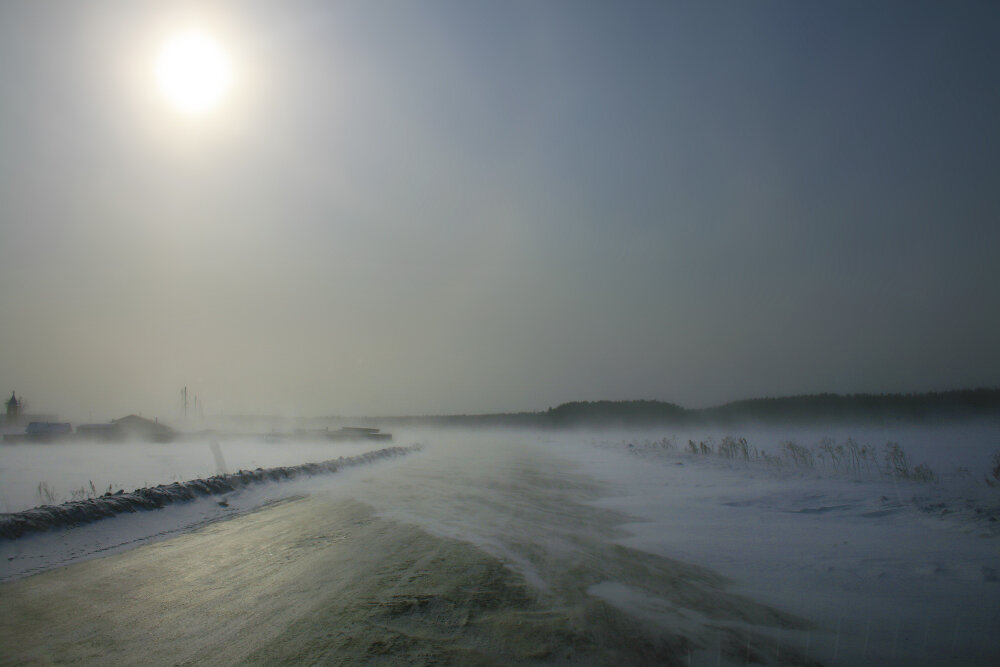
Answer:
[111,414,175,434]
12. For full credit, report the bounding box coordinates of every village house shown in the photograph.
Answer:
[77,415,176,442]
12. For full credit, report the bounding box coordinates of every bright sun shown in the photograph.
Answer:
[156,31,232,115]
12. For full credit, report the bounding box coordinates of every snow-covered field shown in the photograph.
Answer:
[1,422,999,665]
[568,427,1000,665]
[0,437,384,513]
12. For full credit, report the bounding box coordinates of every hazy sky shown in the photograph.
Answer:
[1,1,998,420]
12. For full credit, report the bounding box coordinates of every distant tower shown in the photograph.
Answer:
[5,391,21,423]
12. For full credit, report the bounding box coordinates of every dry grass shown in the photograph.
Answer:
[629,436,942,484]
[986,451,1000,488]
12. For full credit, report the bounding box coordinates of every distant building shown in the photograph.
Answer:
[5,391,21,425]
[1,391,56,430]
[76,415,176,442]
[26,422,72,437]
[111,415,176,442]
[2,421,74,442]
[75,423,121,440]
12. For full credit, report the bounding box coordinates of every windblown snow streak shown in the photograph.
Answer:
[0,446,417,540]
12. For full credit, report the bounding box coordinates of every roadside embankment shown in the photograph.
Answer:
[0,445,418,540]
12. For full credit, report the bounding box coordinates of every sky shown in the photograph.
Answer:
[1,0,998,421]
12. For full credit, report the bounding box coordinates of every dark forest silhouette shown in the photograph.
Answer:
[354,388,1000,428]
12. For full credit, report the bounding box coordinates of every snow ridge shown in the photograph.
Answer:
[0,445,418,540]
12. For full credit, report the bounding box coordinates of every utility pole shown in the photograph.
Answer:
[182,386,188,419]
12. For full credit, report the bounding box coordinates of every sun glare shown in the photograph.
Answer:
[155,31,232,115]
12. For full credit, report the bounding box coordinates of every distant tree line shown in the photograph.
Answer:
[544,399,686,425]
[364,388,1000,428]
[694,389,1000,425]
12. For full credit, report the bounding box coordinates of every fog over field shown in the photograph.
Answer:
[1,0,998,419]
[1,0,999,665]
